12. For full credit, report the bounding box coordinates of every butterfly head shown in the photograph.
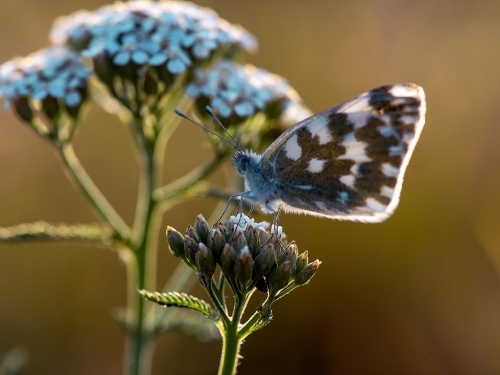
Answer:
[232,150,261,176]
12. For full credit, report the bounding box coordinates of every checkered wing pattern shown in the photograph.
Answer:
[259,83,426,222]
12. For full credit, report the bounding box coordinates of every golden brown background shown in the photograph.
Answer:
[1,0,500,374]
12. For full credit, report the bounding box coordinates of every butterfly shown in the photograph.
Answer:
[231,83,426,223]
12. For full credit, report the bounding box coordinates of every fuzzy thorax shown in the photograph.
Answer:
[232,150,280,211]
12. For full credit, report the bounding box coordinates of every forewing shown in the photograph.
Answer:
[259,83,426,222]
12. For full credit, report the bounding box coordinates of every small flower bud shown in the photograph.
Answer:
[280,243,298,276]
[258,229,269,247]
[93,54,115,87]
[66,88,87,119]
[185,225,200,244]
[295,251,309,274]
[244,226,259,255]
[232,230,247,253]
[215,221,229,240]
[269,260,292,291]
[221,243,237,280]
[235,246,253,288]
[224,217,232,233]
[12,97,34,123]
[194,214,210,243]
[42,96,60,120]
[295,259,321,286]
[184,235,199,266]
[196,243,216,279]
[143,71,158,96]
[269,233,279,247]
[166,226,186,260]
[208,228,225,261]
[281,233,288,247]
[269,225,288,248]
[252,243,275,282]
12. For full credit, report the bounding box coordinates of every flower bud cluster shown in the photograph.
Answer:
[185,59,311,127]
[166,213,320,296]
[50,1,256,86]
[0,47,90,123]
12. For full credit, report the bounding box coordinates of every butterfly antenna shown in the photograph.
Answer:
[174,108,240,151]
[205,106,243,151]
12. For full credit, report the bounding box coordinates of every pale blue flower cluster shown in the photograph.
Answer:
[0,47,90,109]
[185,59,312,123]
[50,1,257,75]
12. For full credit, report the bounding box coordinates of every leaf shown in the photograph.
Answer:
[139,290,217,320]
[0,221,113,245]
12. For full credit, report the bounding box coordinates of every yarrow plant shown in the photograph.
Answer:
[0,1,315,375]
[141,213,320,375]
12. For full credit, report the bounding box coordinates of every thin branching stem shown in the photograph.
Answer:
[207,279,231,328]
[58,143,131,243]
[154,153,228,203]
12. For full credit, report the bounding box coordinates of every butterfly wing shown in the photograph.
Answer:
[258,83,426,222]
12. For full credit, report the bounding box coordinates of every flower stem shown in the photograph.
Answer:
[218,325,242,375]
[217,288,256,375]
[58,143,131,243]
[154,154,227,203]
[126,115,162,375]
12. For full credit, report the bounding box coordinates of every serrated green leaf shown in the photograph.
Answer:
[139,290,217,320]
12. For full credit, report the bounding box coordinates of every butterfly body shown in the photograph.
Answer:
[232,83,426,223]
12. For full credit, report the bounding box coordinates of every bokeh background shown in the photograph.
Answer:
[1,0,500,374]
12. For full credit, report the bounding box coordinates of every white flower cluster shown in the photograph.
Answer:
[0,47,90,109]
[50,1,257,75]
[229,213,270,233]
[185,59,311,122]
[229,213,286,245]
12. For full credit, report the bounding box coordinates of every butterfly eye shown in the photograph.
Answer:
[232,151,250,176]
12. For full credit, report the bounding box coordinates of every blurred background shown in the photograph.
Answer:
[1,0,500,374]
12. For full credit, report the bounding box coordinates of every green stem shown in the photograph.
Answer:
[238,312,261,338]
[125,114,162,375]
[217,289,255,375]
[216,273,227,312]
[153,154,227,203]
[207,280,230,328]
[58,143,131,243]
[218,325,242,375]
[274,282,299,301]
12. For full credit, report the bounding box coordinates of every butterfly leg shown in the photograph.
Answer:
[214,191,247,225]
[230,212,245,243]
[237,193,244,215]
[266,204,285,250]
